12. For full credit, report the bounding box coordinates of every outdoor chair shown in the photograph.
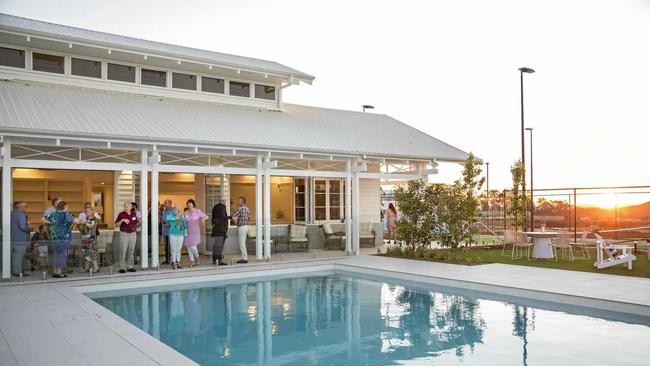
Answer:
[289,225,309,252]
[571,230,591,259]
[322,223,345,250]
[359,222,376,247]
[594,234,636,270]
[501,228,517,256]
[551,233,574,261]
[511,232,534,260]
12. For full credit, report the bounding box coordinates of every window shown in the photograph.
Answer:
[107,63,135,83]
[255,84,276,100]
[229,81,250,97]
[201,76,224,94]
[32,53,64,74]
[0,47,25,68]
[313,178,344,221]
[71,58,101,78]
[295,178,306,222]
[172,72,196,90]
[141,68,166,87]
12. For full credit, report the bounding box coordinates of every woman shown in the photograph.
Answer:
[78,206,100,273]
[386,203,398,244]
[183,199,208,267]
[166,206,187,269]
[46,201,78,278]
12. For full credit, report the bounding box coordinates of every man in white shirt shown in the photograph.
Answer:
[78,202,101,223]
[42,196,61,223]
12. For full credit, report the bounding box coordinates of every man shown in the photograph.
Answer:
[232,196,250,264]
[11,201,31,277]
[115,202,138,273]
[42,196,61,223]
[211,198,230,266]
[78,202,101,224]
[160,199,173,264]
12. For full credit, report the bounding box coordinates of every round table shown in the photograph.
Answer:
[524,231,559,259]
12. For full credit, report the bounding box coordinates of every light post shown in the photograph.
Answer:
[486,162,490,230]
[362,104,374,112]
[525,127,534,231]
[519,67,534,230]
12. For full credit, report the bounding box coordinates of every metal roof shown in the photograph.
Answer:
[0,80,468,161]
[0,12,314,82]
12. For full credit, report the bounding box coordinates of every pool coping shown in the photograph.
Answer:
[1,256,649,365]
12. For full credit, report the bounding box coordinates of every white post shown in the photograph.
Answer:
[150,152,159,268]
[345,160,352,254]
[255,155,263,260]
[1,139,12,279]
[263,154,271,260]
[352,170,360,255]
[139,149,149,269]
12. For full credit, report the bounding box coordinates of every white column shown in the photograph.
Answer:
[1,139,12,279]
[263,154,271,259]
[150,152,159,268]
[255,155,263,260]
[139,149,149,269]
[352,170,360,255]
[345,160,352,254]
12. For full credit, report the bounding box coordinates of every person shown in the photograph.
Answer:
[11,201,32,277]
[46,201,78,278]
[166,206,187,269]
[115,202,138,273]
[78,202,101,224]
[42,196,61,223]
[211,198,230,266]
[131,201,143,264]
[183,199,208,267]
[386,203,398,244]
[232,196,250,264]
[160,199,173,265]
[78,206,100,273]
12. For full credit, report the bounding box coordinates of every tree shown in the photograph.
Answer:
[508,160,526,230]
[431,153,485,250]
[394,179,436,252]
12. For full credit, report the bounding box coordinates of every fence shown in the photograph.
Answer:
[480,185,650,245]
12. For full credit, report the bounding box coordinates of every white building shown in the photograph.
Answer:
[0,13,468,278]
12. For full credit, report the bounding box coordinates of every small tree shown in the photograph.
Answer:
[394,179,436,252]
[433,153,484,250]
[508,160,525,230]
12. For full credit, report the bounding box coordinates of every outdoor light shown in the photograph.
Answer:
[519,67,535,74]
[362,104,374,112]
[144,54,147,60]
[209,65,212,70]
[519,66,535,230]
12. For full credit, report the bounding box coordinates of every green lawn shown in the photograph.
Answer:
[385,248,650,278]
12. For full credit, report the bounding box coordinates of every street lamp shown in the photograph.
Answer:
[362,105,374,112]
[525,127,534,231]
[486,162,490,230]
[519,67,534,230]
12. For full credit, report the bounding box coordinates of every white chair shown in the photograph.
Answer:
[511,232,534,260]
[501,229,517,256]
[551,233,574,261]
[289,225,309,252]
[571,231,590,259]
[594,234,636,270]
[359,222,376,247]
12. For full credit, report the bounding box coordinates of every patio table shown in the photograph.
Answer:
[524,231,559,259]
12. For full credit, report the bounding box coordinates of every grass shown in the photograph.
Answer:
[383,247,650,278]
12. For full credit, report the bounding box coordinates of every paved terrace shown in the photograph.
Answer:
[0,255,649,366]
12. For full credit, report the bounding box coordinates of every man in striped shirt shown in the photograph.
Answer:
[233,196,250,263]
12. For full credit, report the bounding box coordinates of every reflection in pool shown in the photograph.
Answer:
[93,274,649,365]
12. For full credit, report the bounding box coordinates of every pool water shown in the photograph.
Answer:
[92,273,649,365]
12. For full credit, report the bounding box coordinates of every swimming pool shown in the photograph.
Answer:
[92,272,649,365]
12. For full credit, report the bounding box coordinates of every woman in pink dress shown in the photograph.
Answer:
[183,199,208,267]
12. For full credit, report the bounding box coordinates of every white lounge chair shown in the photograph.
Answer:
[594,234,636,270]
[501,228,517,256]
[551,233,574,261]
[571,230,591,259]
[511,232,534,260]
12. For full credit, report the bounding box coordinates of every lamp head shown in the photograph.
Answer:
[519,67,535,74]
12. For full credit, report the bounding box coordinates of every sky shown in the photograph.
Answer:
[1,0,649,191]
